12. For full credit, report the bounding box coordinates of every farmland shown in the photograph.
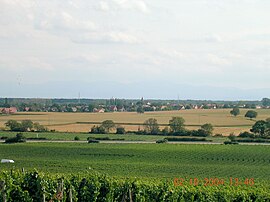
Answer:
[0,108,269,135]
[0,143,269,182]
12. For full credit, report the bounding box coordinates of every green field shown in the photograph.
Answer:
[0,143,269,184]
[0,131,228,143]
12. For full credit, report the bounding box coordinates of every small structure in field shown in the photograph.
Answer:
[1,159,15,163]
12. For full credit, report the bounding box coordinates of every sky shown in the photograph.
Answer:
[0,0,270,100]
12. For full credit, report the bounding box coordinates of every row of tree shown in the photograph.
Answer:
[5,120,48,132]
[230,108,258,119]
[89,117,214,137]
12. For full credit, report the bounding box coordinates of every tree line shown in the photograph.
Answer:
[90,117,214,137]
[4,120,48,132]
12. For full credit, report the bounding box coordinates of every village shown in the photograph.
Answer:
[0,97,268,115]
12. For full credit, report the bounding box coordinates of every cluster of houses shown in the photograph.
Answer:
[0,102,267,114]
[0,107,18,114]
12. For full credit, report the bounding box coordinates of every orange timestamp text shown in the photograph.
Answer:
[174,177,255,186]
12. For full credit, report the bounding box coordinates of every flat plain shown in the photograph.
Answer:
[0,109,269,135]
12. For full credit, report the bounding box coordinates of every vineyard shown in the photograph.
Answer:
[0,170,269,201]
[0,143,270,201]
[0,143,269,180]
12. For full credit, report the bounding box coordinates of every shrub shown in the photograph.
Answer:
[161,127,170,135]
[74,136,80,141]
[224,141,239,145]
[5,133,26,144]
[165,137,211,142]
[156,139,168,144]
[90,125,106,134]
[234,138,270,143]
[191,129,209,137]
[88,139,100,143]
[239,131,255,138]
[116,126,125,134]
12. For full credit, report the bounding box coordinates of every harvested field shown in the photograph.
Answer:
[0,109,269,135]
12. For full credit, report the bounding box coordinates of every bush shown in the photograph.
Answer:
[90,125,106,134]
[234,138,270,143]
[87,137,125,141]
[161,127,170,135]
[224,141,239,145]
[5,133,26,144]
[156,139,168,144]
[171,130,189,136]
[239,131,255,138]
[88,139,100,143]
[190,129,209,137]
[165,137,211,142]
[74,136,80,141]
[116,126,125,134]
[26,137,47,140]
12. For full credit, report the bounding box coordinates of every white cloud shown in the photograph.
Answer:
[109,0,150,13]
[98,1,110,12]
[203,34,223,43]
[158,49,186,59]
[0,56,54,71]
[207,54,230,66]
[36,11,96,32]
[72,31,140,44]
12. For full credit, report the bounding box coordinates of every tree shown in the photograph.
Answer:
[90,125,106,134]
[245,110,258,119]
[33,122,47,132]
[169,117,185,133]
[161,127,170,135]
[250,120,268,138]
[136,106,144,114]
[262,98,270,107]
[143,118,160,135]
[21,120,33,132]
[230,108,240,116]
[201,123,214,136]
[88,104,95,112]
[101,120,116,133]
[5,120,21,131]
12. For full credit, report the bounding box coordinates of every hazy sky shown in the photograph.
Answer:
[0,0,270,100]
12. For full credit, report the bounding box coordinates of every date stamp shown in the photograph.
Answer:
[174,177,255,186]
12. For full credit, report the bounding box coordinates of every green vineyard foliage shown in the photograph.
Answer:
[0,170,269,202]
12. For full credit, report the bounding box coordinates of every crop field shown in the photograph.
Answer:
[0,143,269,183]
[0,109,269,135]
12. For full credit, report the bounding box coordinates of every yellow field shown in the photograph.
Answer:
[0,109,269,135]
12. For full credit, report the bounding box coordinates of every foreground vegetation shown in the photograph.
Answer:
[0,143,269,181]
[0,170,269,201]
[0,140,269,201]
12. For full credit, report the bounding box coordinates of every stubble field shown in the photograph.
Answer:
[0,109,269,135]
